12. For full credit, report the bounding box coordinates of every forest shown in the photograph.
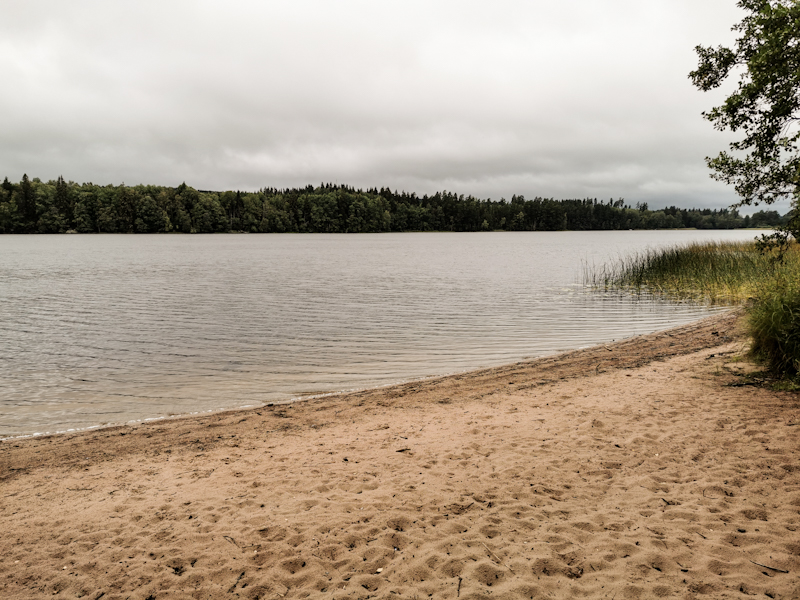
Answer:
[0,175,789,234]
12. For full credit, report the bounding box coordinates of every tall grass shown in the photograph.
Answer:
[587,241,800,374]
[588,241,798,303]
[749,271,800,375]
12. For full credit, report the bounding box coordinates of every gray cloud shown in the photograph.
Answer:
[0,0,761,210]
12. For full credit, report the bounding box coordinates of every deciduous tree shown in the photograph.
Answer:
[690,0,800,239]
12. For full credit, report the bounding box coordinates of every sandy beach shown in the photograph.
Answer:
[2,310,799,599]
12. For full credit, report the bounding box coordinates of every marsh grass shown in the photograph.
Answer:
[587,241,800,303]
[587,240,800,375]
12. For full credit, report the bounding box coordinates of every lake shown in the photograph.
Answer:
[0,230,759,438]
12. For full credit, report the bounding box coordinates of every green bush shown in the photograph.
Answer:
[748,271,800,375]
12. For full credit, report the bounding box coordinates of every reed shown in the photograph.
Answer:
[587,241,799,303]
[587,241,800,375]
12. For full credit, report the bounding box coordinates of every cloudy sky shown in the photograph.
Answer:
[1,0,773,211]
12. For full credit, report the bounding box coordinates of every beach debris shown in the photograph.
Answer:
[481,542,514,572]
[750,560,789,574]
[227,571,246,594]
[445,502,474,515]
[396,448,411,453]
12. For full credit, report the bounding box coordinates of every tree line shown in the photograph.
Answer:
[0,175,789,234]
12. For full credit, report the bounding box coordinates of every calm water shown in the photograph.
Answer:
[0,230,758,438]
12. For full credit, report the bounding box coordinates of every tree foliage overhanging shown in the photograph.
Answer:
[0,175,788,234]
[690,0,800,239]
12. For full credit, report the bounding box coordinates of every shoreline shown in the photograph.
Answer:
[3,309,800,599]
[0,310,738,452]
[0,309,731,443]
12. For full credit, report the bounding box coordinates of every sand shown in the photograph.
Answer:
[2,310,799,600]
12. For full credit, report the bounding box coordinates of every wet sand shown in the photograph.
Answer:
[2,310,799,599]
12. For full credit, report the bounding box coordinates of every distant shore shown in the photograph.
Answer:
[2,176,788,234]
[2,309,799,599]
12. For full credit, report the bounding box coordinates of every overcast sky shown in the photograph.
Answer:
[2,0,780,211]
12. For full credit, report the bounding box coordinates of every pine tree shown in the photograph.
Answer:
[17,174,37,230]
[55,175,74,228]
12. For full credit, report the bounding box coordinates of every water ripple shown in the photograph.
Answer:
[0,230,756,437]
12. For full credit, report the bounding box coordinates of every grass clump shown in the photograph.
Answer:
[748,272,800,376]
[588,240,800,376]
[588,241,790,303]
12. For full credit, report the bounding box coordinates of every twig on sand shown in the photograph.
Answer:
[457,576,462,597]
[750,560,789,573]
[227,571,245,593]
[481,542,514,572]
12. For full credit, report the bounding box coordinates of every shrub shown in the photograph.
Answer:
[748,270,800,375]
